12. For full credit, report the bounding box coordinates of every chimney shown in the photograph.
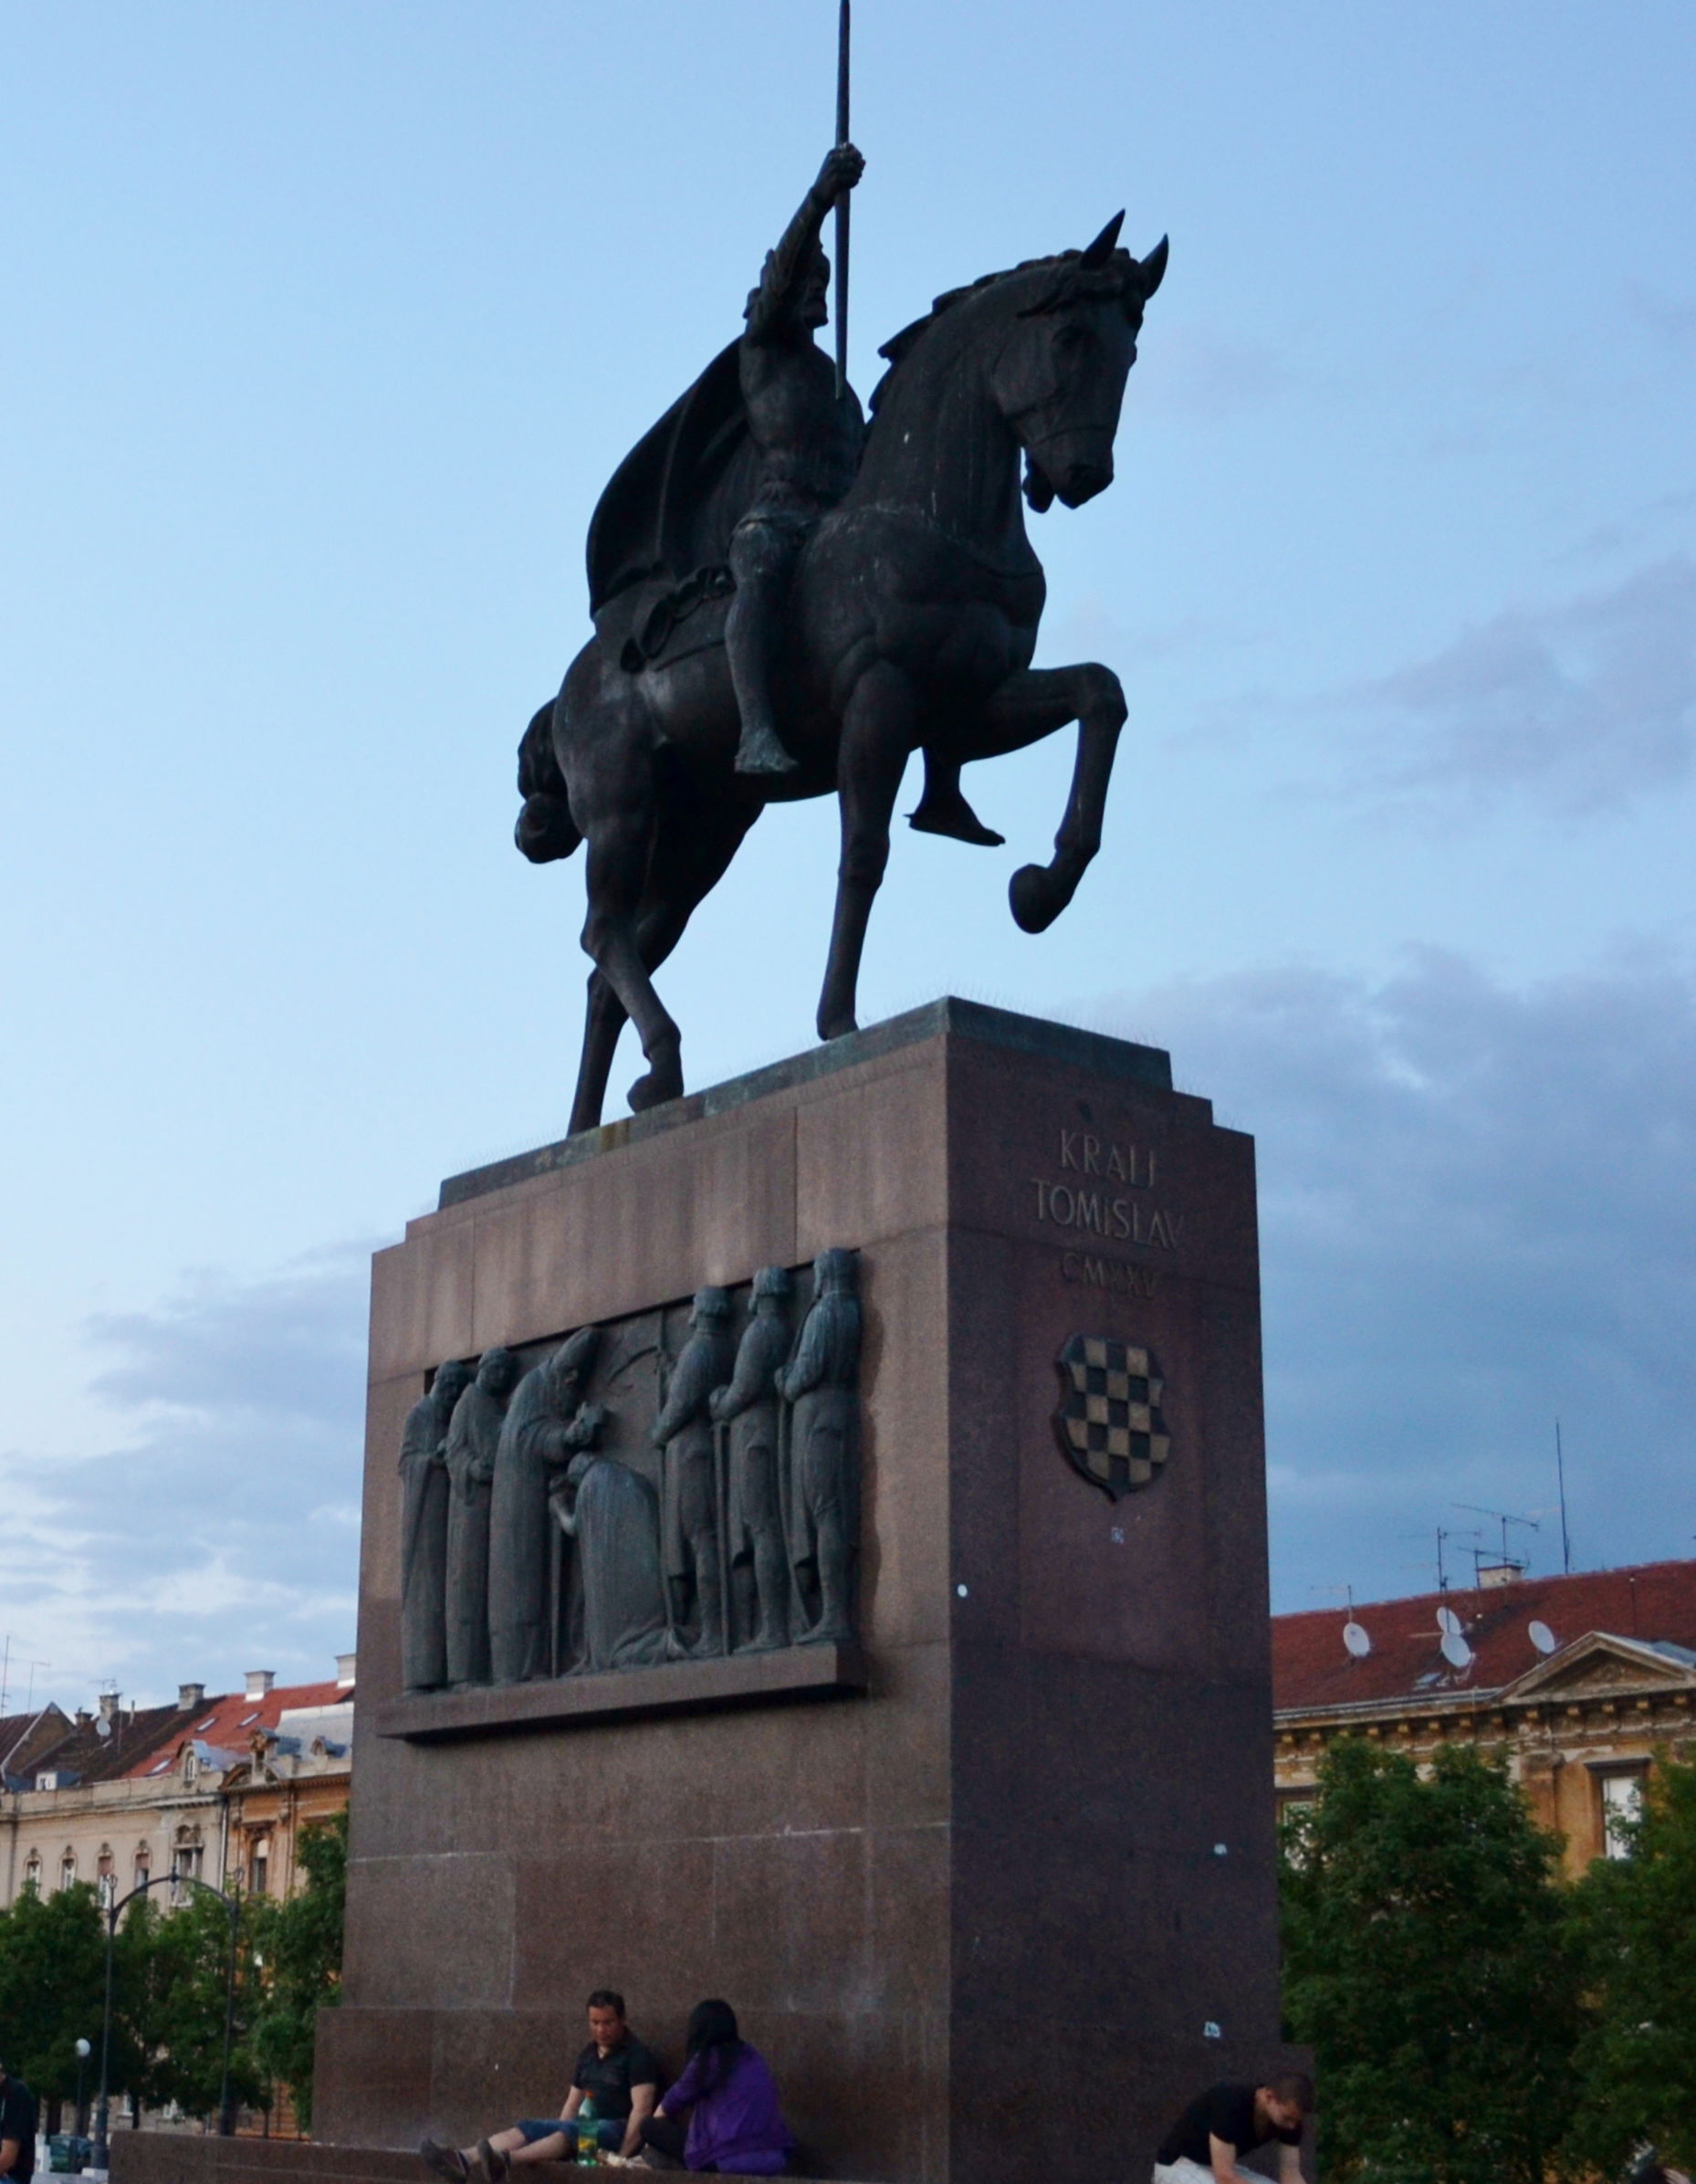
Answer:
[1477,1561,1524,1590]
[98,1692,121,1724]
[75,1709,93,1731]
[178,1683,205,1712]
[245,1670,276,1698]
[335,1652,357,1689]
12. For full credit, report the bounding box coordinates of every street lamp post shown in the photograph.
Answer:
[92,1868,244,2174]
[75,2036,91,2137]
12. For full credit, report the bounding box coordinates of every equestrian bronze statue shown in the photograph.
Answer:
[516,146,1167,1135]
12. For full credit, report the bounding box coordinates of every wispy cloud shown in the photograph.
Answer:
[1136,320,1293,425]
[1339,558,1696,819]
[3,1246,371,1705]
[1090,944,1696,1609]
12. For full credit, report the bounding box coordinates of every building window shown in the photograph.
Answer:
[249,1838,270,1896]
[173,1831,204,1898]
[98,1850,116,1911]
[24,1853,41,1894]
[134,1853,152,1895]
[59,1849,77,1892]
[1601,1770,1646,1860]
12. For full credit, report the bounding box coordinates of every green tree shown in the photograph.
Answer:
[126,1883,265,2122]
[1565,1751,1696,2176]
[1280,1738,1584,2184]
[248,1812,347,2130]
[0,1881,108,2107]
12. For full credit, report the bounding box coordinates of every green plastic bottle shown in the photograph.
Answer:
[578,2096,599,2167]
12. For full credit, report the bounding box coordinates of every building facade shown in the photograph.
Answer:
[1272,1559,1696,1874]
[0,1657,354,1913]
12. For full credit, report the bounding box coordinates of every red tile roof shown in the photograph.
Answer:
[1273,1558,1696,1715]
[120,1678,352,1780]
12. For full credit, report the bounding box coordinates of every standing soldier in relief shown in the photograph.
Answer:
[444,1347,518,1687]
[488,1328,605,1683]
[398,1360,472,1693]
[653,1288,736,1655]
[779,1249,862,1643]
[710,1265,794,1653]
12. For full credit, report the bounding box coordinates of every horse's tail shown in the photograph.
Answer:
[514,698,582,864]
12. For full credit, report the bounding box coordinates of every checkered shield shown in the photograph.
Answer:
[1052,1334,1170,1501]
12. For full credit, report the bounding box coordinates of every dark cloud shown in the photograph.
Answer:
[1090,946,1696,1611]
[1345,557,1696,817]
[6,1247,372,1702]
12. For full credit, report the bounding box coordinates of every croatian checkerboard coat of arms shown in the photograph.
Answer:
[1052,1335,1170,1500]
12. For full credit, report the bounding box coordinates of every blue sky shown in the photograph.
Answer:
[3,3,1692,1706]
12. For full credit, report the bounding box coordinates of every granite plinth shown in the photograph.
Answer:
[325,1000,1288,2184]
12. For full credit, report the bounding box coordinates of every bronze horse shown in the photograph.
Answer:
[518,213,1167,1134]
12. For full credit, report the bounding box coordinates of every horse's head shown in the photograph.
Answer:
[993,214,1167,512]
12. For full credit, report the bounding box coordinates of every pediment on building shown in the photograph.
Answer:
[1504,1630,1696,1702]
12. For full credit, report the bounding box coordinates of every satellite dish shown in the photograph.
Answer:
[95,1717,112,1740]
[1440,1630,1474,1671]
[1437,1605,1462,1636]
[1529,1620,1557,1655]
[1343,1621,1372,1659]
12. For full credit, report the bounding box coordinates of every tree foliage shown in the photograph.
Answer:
[1565,1751,1696,2176]
[0,1830,347,2135]
[1280,1738,1584,2184]
[0,1882,109,2102]
[247,1812,347,2128]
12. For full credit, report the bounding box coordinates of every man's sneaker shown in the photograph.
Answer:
[419,2142,469,2181]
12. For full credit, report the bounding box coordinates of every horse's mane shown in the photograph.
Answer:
[868,246,1141,416]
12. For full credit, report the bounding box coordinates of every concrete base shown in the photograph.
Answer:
[326,1001,1285,2184]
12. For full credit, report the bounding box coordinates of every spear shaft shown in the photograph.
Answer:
[834,0,850,398]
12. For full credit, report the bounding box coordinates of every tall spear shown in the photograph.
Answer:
[834,0,851,398]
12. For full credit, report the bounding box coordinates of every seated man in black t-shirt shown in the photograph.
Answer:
[0,2056,39,2184]
[1153,2074,1312,2184]
[421,1990,662,2180]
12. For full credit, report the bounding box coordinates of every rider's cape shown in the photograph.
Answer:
[585,338,760,673]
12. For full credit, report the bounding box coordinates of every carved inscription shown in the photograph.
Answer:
[1028,1129,1185,1248]
[1060,1248,1161,1299]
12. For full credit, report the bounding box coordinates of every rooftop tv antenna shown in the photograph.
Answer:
[1454,1502,1539,1577]
[1311,1583,1373,1661]
[1555,1420,1572,1573]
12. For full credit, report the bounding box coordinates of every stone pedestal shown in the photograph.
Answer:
[311,999,1282,2182]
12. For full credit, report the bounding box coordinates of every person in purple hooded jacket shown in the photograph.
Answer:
[639,2000,793,2175]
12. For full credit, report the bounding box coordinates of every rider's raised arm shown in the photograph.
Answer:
[746,142,863,343]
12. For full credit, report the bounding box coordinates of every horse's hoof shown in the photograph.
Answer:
[817,1010,859,1042]
[628,1046,683,1113]
[1010,864,1066,934]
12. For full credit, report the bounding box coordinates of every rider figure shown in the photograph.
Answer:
[728,143,864,778]
[728,146,1005,847]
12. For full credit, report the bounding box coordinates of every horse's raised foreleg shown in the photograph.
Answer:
[817,663,920,1041]
[975,664,1125,934]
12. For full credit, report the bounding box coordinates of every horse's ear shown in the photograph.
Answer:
[1078,211,1125,268]
[1136,235,1169,297]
